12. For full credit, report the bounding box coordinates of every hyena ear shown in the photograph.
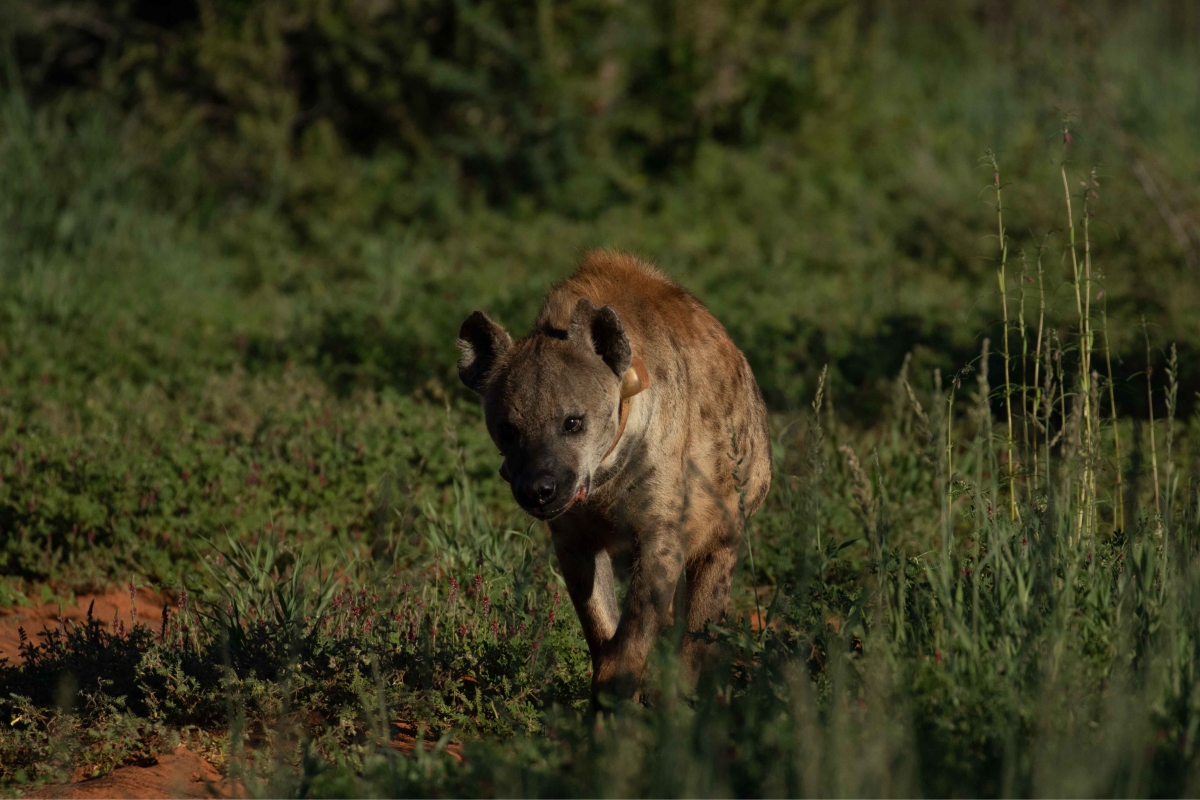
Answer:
[569,297,632,378]
[457,311,512,394]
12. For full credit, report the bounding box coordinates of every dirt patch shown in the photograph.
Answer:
[391,722,465,762]
[20,733,459,799]
[23,747,241,799]
[3,588,462,795]
[0,586,168,664]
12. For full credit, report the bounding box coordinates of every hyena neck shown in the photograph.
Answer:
[600,356,650,463]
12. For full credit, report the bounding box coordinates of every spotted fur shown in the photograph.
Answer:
[457,250,771,704]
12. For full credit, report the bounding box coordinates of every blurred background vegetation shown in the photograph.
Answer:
[3,0,1200,417]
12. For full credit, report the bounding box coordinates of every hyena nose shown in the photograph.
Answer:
[528,472,557,506]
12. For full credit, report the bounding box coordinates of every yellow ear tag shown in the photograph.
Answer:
[620,357,650,399]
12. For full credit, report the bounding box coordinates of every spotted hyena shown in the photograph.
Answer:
[456,250,771,704]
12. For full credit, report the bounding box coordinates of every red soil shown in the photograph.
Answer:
[2,587,463,797]
[22,747,241,799]
[0,586,168,665]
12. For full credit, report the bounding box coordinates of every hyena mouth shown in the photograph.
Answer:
[533,476,590,521]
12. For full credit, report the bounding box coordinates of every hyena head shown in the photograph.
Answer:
[457,298,636,520]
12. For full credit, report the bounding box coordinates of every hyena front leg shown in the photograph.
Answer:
[592,529,685,704]
[681,536,738,685]
[551,530,619,666]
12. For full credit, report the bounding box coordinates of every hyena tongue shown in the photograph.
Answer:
[574,483,588,503]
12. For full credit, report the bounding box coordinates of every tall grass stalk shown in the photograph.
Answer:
[1060,125,1096,541]
[945,372,957,564]
[946,378,956,516]
[971,338,990,651]
[1056,337,1068,434]
[1019,252,1031,491]
[1031,243,1048,490]
[1144,320,1163,533]
[1081,168,1099,536]
[1165,343,1179,537]
[809,364,829,554]
[1043,339,1055,496]
[1101,293,1124,531]
[987,152,1018,520]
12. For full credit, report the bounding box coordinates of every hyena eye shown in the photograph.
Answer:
[563,416,584,434]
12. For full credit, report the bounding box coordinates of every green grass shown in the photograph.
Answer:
[5,351,1200,795]
[4,1,1200,796]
